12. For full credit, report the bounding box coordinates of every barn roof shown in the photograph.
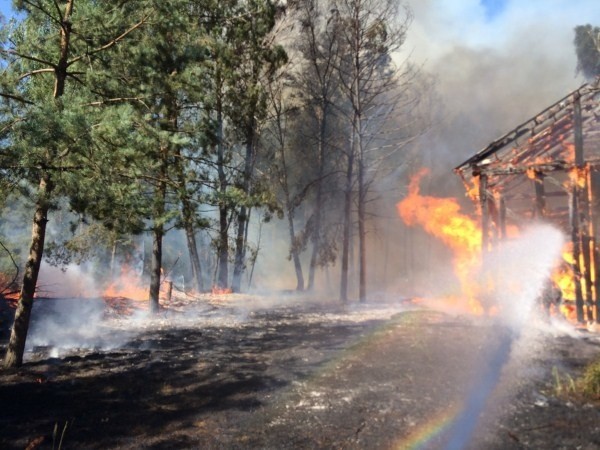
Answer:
[455,77,600,194]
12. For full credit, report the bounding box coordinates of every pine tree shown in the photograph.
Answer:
[0,0,150,368]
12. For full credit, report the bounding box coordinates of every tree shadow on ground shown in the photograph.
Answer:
[0,308,380,449]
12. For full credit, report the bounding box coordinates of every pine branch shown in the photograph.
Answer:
[67,16,149,67]
[0,92,35,105]
[51,0,63,21]
[84,97,150,109]
[22,0,63,28]
[65,71,85,86]
[0,118,25,135]
[0,49,56,68]
[18,68,55,81]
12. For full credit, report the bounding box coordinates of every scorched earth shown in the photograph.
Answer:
[1,294,599,449]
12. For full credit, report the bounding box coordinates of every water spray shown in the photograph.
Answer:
[443,224,564,449]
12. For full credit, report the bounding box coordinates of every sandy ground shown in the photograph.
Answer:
[1,294,599,449]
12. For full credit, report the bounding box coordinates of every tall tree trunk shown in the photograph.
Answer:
[232,205,248,293]
[288,213,304,291]
[4,175,53,368]
[277,111,304,292]
[307,181,322,290]
[183,210,203,292]
[357,124,367,303]
[176,159,203,292]
[149,223,163,313]
[216,102,229,289]
[307,101,327,291]
[149,138,169,312]
[232,132,255,293]
[217,203,229,289]
[340,131,355,303]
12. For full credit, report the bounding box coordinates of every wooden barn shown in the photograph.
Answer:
[454,77,600,323]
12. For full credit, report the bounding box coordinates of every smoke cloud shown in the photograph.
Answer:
[404,0,598,167]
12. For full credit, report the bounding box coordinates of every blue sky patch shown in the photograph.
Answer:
[480,0,508,21]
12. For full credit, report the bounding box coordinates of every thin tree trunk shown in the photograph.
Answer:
[172,131,203,293]
[149,173,166,313]
[232,204,248,293]
[4,175,52,368]
[340,132,355,303]
[149,224,163,313]
[357,116,367,303]
[178,173,203,292]
[184,219,203,292]
[307,182,322,290]
[217,202,229,289]
[277,107,305,291]
[307,101,327,291]
[232,132,255,293]
[216,97,229,289]
[149,113,170,311]
[287,210,304,291]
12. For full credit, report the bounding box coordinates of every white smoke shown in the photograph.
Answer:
[26,298,133,356]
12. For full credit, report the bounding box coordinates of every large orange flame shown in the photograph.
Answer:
[397,168,484,314]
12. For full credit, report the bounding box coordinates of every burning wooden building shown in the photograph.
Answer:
[454,77,600,324]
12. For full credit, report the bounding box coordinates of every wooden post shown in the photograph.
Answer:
[590,170,600,322]
[582,232,594,321]
[569,186,585,323]
[479,174,490,254]
[534,171,546,219]
[594,243,600,323]
[574,94,584,167]
[580,167,594,321]
[499,195,507,240]
[572,93,586,322]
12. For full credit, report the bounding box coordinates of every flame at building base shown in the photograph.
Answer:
[397,169,565,322]
[397,168,485,315]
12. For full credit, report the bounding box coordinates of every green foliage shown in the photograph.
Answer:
[574,24,600,80]
[44,223,118,268]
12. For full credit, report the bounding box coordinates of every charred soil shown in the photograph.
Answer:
[0,296,599,449]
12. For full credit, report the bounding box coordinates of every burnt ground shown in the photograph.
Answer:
[0,295,600,449]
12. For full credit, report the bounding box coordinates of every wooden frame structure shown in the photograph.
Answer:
[455,77,600,323]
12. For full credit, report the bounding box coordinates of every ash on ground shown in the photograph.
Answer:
[0,294,599,449]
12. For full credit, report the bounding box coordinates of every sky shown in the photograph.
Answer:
[0,1,13,20]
